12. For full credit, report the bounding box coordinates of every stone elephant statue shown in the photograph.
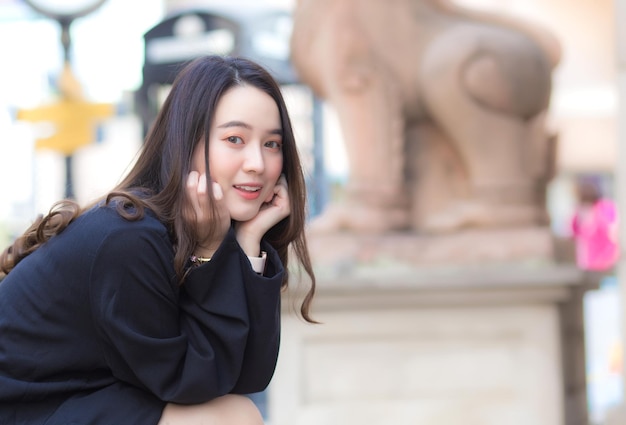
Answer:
[290,0,561,233]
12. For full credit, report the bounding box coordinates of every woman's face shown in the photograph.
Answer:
[192,84,284,222]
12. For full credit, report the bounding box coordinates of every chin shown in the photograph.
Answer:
[229,208,260,222]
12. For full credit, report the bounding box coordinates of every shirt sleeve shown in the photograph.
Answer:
[230,240,283,394]
[89,222,283,404]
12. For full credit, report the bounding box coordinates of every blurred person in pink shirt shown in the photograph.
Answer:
[570,177,619,272]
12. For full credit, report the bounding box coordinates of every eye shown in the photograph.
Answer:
[226,136,244,144]
[265,140,282,150]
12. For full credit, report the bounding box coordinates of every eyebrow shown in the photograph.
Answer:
[217,120,283,136]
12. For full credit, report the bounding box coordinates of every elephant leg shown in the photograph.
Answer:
[406,123,473,232]
[309,74,410,233]
[414,26,553,230]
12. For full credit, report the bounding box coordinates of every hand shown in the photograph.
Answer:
[184,171,230,256]
[235,174,291,255]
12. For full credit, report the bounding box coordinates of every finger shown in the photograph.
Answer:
[274,176,289,198]
[187,170,199,188]
[197,173,207,196]
[264,191,275,204]
[186,171,201,209]
[278,173,287,187]
[272,173,288,196]
[195,174,210,220]
[271,178,291,216]
[185,171,203,220]
[212,181,223,201]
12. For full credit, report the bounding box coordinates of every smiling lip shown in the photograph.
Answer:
[233,184,263,200]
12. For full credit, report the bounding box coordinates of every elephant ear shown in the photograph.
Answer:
[461,37,551,119]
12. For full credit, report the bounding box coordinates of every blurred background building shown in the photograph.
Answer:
[0,0,621,424]
[0,0,617,243]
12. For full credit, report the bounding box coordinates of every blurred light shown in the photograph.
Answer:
[552,85,618,116]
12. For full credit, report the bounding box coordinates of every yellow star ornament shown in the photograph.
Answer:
[17,100,114,155]
[16,63,114,156]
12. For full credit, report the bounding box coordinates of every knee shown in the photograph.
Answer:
[159,394,264,425]
[214,394,264,425]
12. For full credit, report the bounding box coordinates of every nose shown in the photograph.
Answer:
[242,144,265,173]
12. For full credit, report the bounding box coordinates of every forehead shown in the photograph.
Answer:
[213,85,281,128]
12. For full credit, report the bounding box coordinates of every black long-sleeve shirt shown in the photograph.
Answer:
[0,203,283,424]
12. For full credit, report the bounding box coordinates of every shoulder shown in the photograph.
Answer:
[596,198,617,209]
[595,199,618,218]
[84,204,177,290]
[72,203,172,257]
[80,202,167,234]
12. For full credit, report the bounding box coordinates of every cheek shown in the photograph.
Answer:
[206,158,216,179]
[208,157,241,186]
[269,155,284,180]
[207,145,229,180]
[208,162,224,182]
[191,145,207,173]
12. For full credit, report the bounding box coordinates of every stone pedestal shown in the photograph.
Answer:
[269,228,598,425]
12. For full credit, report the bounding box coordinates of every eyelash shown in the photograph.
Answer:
[226,136,282,150]
[265,141,282,150]
[227,136,243,144]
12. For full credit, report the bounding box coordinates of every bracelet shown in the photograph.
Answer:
[190,252,266,274]
[190,255,211,266]
[248,251,267,274]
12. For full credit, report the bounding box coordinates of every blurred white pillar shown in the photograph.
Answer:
[617,0,626,389]
[164,0,203,12]
[164,0,294,13]
[607,0,626,423]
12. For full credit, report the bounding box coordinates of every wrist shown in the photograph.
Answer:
[235,234,262,258]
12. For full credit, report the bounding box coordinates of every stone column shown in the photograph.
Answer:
[606,0,626,423]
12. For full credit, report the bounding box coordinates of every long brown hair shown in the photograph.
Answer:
[0,56,316,322]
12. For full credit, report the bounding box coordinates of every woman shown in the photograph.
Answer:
[0,55,316,424]
[570,177,618,272]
